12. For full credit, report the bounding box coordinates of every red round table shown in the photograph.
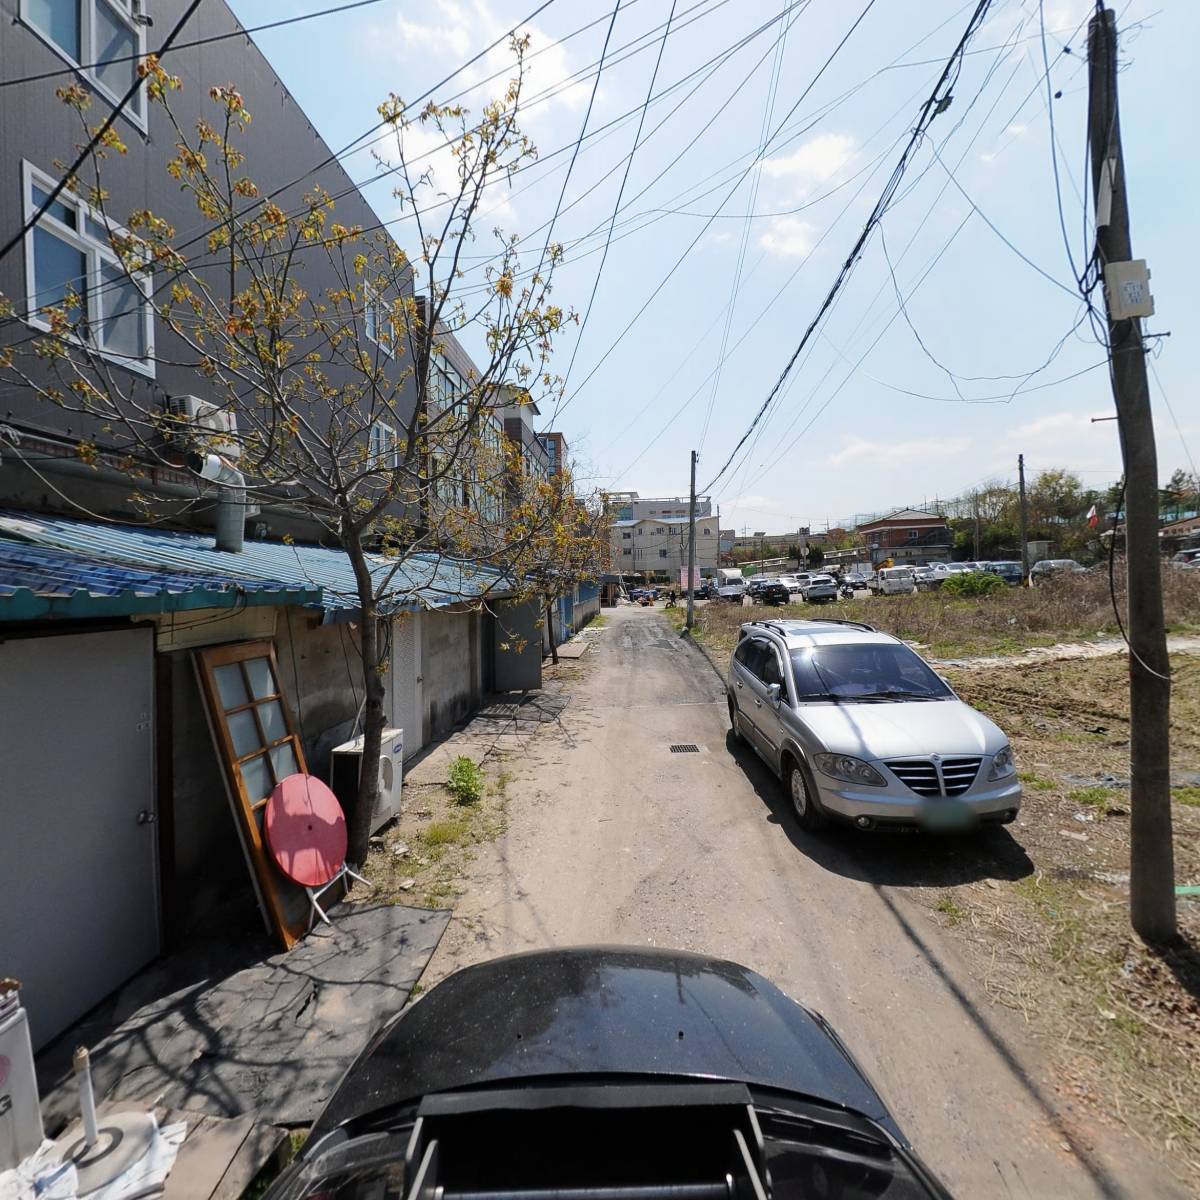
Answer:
[265,773,347,888]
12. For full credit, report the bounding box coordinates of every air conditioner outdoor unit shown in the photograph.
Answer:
[166,393,241,460]
[330,727,404,834]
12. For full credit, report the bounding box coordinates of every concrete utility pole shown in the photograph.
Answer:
[1088,7,1175,941]
[1018,454,1030,582]
[685,450,698,631]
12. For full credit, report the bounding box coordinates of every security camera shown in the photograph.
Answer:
[187,451,245,488]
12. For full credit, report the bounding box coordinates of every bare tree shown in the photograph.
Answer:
[0,46,606,868]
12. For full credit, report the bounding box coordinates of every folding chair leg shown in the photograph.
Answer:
[344,866,369,888]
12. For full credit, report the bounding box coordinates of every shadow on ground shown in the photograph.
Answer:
[724,731,1035,887]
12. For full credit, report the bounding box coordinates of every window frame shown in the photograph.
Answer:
[368,419,399,470]
[21,160,155,376]
[19,0,150,132]
[363,284,394,358]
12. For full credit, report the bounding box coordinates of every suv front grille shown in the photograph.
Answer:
[886,756,982,797]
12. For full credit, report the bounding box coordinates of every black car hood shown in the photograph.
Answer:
[311,946,892,1139]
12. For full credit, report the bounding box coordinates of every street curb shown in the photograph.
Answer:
[676,626,729,687]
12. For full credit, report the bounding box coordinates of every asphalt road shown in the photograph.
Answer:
[425,605,1180,1199]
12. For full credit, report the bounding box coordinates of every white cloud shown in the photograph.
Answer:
[758,216,816,259]
[762,133,856,190]
[1008,410,1102,441]
[829,436,970,467]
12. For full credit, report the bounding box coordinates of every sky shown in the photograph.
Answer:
[228,0,1197,534]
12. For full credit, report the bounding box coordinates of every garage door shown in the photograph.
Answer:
[0,628,158,1050]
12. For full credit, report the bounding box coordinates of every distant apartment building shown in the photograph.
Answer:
[602,491,714,521]
[609,514,720,579]
[537,431,567,477]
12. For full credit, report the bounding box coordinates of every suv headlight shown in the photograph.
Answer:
[988,745,1016,780]
[814,753,885,787]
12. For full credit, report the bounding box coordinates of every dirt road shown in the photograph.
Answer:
[423,605,1182,1199]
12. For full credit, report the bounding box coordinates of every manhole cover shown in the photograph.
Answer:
[670,744,700,754]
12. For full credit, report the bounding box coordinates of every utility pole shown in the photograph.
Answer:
[1088,7,1175,941]
[973,492,981,560]
[685,450,698,631]
[1018,454,1030,582]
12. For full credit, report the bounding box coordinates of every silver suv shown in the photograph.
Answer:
[727,618,1021,832]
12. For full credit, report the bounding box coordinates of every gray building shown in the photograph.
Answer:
[0,1,543,1051]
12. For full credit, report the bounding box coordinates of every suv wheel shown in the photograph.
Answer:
[786,758,828,833]
[728,697,745,743]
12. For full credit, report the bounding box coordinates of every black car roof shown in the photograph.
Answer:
[309,946,891,1139]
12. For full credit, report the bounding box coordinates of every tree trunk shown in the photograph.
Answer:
[545,599,558,665]
[344,531,386,871]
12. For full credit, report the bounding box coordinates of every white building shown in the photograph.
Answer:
[610,514,720,579]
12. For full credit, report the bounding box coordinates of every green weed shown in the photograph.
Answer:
[448,755,484,805]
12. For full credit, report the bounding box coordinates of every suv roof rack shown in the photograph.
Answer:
[805,617,877,633]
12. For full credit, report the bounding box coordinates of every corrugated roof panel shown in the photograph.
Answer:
[0,537,318,620]
[0,511,512,614]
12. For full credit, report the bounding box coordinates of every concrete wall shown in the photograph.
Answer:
[494,599,542,692]
[421,608,482,742]
[166,607,364,937]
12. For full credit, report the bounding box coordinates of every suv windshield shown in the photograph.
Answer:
[790,643,952,700]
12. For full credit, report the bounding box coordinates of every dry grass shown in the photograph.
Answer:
[360,761,511,909]
[927,652,1200,1190]
[689,569,1200,662]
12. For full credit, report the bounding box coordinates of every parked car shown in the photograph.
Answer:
[777,574,806,595]
[984,561,1024,585]
[1169,550,1200,570]
[757,579,792,606]
[727,617,1021,832]
[270,946,954,1200]
[800,573,837,603]
[911,566,939,591]
[875,566,916,596]
[843,571,871,590]
[1030,558,1086,582]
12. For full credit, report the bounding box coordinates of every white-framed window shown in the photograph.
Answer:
[363,286,393,358]
[368,420,398,469]
[21,1,149,130]
[22,161,154,375]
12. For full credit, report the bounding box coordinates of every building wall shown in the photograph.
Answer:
[421,608,482,741]
[0,1,418,535]
[165,606,365,938]
[610,516,720,576]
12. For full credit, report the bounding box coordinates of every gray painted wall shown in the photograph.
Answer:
[167,606,365,936]
[0,1,417,534]
[421,608,481,741]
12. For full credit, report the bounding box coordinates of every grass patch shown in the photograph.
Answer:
[1018,771,1056,791]
[1174,785,1200,808]
[448,755,484,805]
[1070,785,1114,814]
[423,816,470,847]
[935,894,968,925]
[687,570,1200,662]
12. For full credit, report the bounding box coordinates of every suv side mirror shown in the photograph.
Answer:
[767,682,782,706]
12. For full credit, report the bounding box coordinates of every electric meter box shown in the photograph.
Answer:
[1104,259,1155,320]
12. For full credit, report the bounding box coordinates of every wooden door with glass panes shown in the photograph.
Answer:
[195,641,309,947]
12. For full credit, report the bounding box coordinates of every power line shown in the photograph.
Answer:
[561,0,679,392]
[0,0,390,89]
[0,0,206,266]
[702,0,1001,494]
[559,0,881,418]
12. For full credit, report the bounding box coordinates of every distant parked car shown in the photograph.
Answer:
[844,571,870,590]
[801,574,837,603]
[984,561,1024,585]
[757,580,791,606]
[1030,558,1086,582]
[1169,550,1200,570]
[777,574,806,595]
[876,566,917,596]
[911,566,940,591]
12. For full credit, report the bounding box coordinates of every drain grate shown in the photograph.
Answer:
[670,744,700,754]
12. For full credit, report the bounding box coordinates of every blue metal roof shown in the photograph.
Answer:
[0,511,511,616]
[0,536,318,620]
